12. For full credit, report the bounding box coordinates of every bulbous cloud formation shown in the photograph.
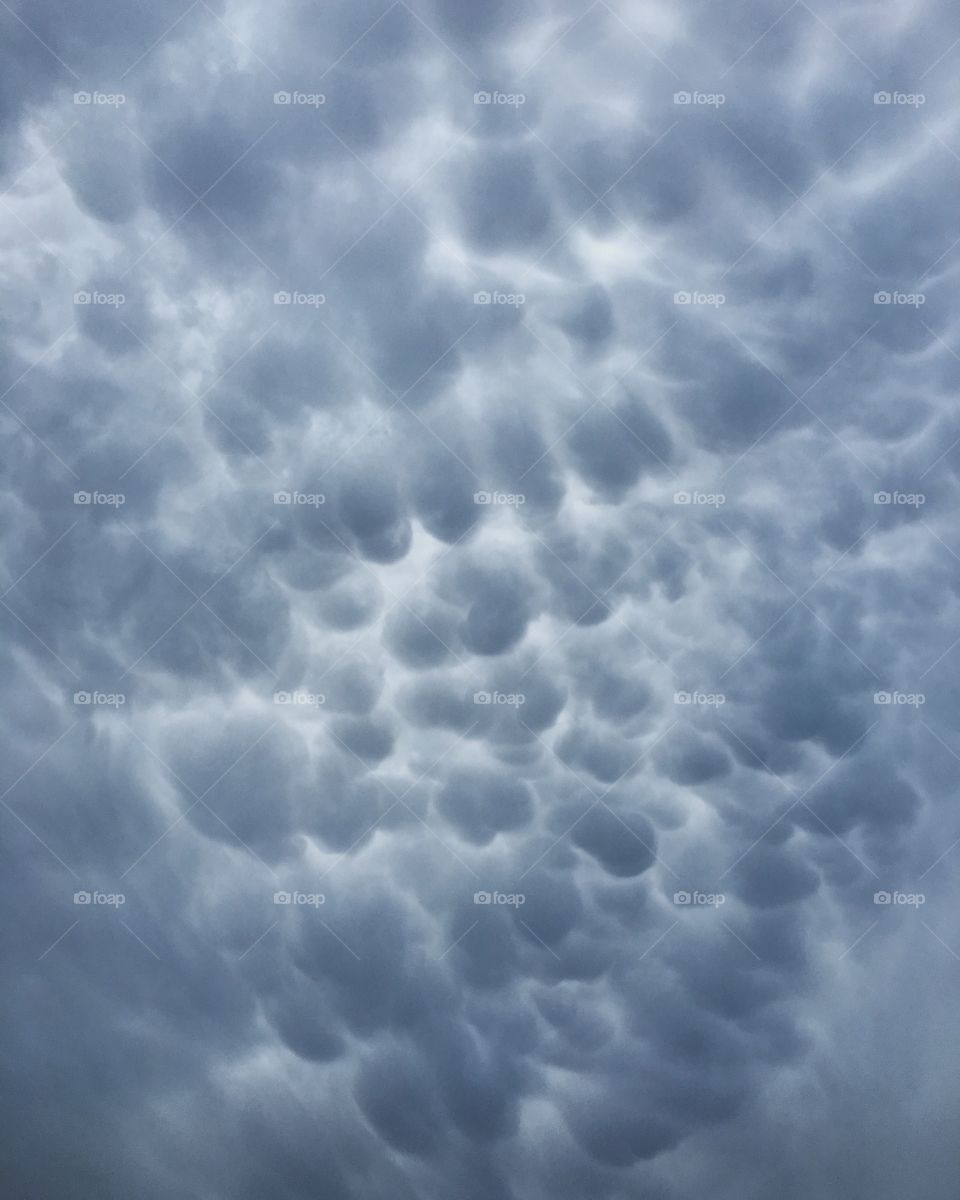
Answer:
[2,0,960,1196]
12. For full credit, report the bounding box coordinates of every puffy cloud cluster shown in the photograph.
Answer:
[2,0,960,1196]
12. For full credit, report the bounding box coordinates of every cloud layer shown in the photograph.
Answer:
[2,1,960,1197]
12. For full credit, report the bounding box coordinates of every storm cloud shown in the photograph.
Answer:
[2,1,960,1198]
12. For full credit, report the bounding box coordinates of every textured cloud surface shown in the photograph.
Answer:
[3,1,960,1196]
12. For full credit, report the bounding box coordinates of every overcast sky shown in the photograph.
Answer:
[2,1,959,1197]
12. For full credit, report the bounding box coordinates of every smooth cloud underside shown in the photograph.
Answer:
[2,1,960,1198]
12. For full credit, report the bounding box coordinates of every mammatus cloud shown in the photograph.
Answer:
[2,0,960,1196]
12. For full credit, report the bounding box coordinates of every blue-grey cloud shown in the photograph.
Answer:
[2,0,960,1197]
